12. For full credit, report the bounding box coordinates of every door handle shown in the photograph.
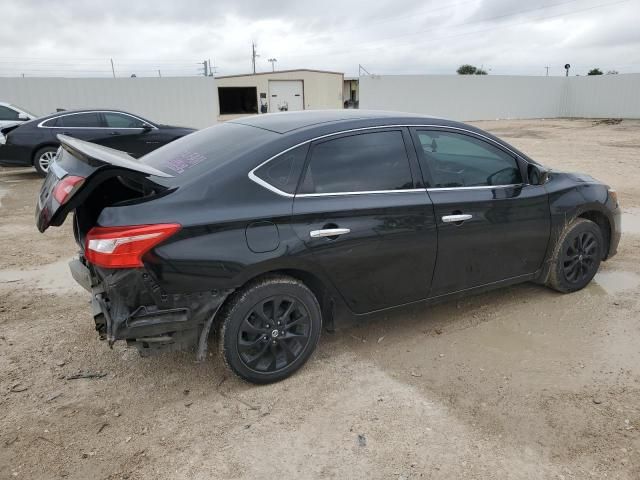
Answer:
[109,131,121,136]
[310,228,351,238]
[442,214,472,223]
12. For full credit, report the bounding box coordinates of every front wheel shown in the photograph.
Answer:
[548,218,603,293]
[218,275,322,384]
[34,146,58,176]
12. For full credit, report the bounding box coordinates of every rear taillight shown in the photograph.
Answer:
[53,175,85,205]
[85,223,181,269]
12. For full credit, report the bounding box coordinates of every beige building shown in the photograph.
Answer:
[215,69,344,121]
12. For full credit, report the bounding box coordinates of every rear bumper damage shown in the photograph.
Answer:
[69,257,232,359]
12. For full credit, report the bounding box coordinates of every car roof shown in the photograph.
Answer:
[36,108,142,121]
[229,109,457,134]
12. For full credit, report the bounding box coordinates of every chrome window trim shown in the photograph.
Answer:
[247,124,528,198]
[37,111,158,130]
[298,188,427,198]
[426,184,524,192]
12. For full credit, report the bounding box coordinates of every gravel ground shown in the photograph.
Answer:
[1,118,639,479]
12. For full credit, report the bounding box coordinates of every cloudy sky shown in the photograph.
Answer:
[1,0,639,77]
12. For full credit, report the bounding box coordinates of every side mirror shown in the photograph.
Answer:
[528,163,550,185]
[18,113,29,121]
[141,123,153,131]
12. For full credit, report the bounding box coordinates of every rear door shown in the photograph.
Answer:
[53,112,108,142]
[411,128,550,297]
[291,128,438,314]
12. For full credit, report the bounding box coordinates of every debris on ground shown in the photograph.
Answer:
[9,383,28,393]
[593,118,622,126]
[46,392,62,402]
[358,434,367,447]
[66,371,107,380]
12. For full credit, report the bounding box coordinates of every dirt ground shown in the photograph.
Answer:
[1,118,639,480]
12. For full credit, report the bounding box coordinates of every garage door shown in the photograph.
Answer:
[269,80,304,112]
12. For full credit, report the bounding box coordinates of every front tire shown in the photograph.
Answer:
[34,146,58,176]
[548,218,603,293]
[218,275,322,384]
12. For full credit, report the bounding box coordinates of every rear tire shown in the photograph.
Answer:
[547,218,603,293]
[218,275,322,384]
[33,146,58,176]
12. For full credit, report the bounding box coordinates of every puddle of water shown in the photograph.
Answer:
[0,258,83,294]
[623,208,640,235]
[593,270,640,295]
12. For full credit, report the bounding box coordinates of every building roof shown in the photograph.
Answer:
[215,69,344,79]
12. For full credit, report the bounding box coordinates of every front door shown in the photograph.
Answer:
[99,111,160,157]
[411,128,551,297]
[291,128,437,314]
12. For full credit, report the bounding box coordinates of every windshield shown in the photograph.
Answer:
[141,122,278,183]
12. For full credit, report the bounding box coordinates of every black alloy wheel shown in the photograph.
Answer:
[562,230,598,284]
[218,275,322,384]
[237,295,312,373]
[548,218,603,293]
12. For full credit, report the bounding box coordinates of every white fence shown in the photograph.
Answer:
[0,77,218,129]
[360,74,640,120]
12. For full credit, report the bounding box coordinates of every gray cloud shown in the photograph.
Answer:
[1,0,639,78]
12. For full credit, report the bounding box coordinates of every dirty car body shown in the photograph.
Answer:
[36,110,621,383]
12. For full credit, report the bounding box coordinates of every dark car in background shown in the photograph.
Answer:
[36,110,621,384]
[0,109,195,175]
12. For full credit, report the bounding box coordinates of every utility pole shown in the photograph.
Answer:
[268,58,277,72]
[110,58,116,78]
[251,42,259,74]
[158,69,162,78]
[202,60,209,76]
[545,66,549,76]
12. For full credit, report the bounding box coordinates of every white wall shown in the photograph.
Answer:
[566,74,640,118]
[0,77,218,129]
[360,74,640,120]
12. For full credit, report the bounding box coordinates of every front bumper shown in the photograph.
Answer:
[69,257,232,356]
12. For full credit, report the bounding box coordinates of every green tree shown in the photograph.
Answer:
[457,64,477,75]
[475,68,488,75]
[587,68,603,76]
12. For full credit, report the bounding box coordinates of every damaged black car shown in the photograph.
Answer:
[36,110,621,384]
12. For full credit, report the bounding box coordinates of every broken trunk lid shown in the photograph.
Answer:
[35,134,173,233]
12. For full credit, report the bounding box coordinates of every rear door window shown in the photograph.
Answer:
[57,113,103,128]
[253,144,309,194]
[299,130,413,194]
[416,130,522,188]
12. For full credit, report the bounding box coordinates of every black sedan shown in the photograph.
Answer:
[36,110,621,384]
[0,109,194,175]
